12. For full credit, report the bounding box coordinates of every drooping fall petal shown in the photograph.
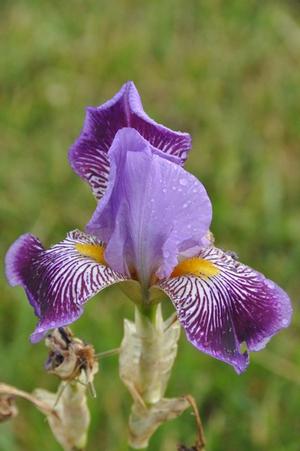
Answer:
[159,247,292,373]
[5,230,128,342]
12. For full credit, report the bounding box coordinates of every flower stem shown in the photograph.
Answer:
[134,303,166,404]
[119,302,190,448]
[137,302,159,324]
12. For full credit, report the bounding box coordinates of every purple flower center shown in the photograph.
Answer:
[86,127,212,289]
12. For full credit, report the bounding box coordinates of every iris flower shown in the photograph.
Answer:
[5,82,292,373]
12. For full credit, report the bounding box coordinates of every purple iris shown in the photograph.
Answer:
[5,82,292,373]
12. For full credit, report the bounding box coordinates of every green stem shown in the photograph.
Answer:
[137,302,159,324]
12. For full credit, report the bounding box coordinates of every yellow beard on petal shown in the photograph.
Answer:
[75,243,106,265]
[171,257,220,278]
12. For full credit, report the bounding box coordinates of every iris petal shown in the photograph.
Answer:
[86,128,212,288]
[69,81,191,199]
[5,230,127,342]
[158,246,292,373]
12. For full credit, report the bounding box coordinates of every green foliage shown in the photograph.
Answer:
[1,0,300,449]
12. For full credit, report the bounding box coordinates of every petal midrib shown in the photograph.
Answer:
[123,83,132,127]
[132,159,152,290]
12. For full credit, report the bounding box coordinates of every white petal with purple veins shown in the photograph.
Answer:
[159,247,292,373]
[5,230,127,342]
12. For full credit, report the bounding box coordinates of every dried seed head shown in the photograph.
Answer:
[45,327,98,384]
[0,395,18,422]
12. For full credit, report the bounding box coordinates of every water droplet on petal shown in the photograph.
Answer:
[179,178,188,186]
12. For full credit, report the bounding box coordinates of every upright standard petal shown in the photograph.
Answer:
[69,81,191,199]
[159,247,292,373]
[86,128,212,289]
[5,230,127,342]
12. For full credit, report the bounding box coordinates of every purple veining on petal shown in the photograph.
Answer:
[159,246,292,373]
[69,81,191,199]
[5,230,127,342]
[86,128,212,288]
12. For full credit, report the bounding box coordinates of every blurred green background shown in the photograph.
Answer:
[1,0,300,450]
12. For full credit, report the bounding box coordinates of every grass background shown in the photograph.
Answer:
[1,0,300,449]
